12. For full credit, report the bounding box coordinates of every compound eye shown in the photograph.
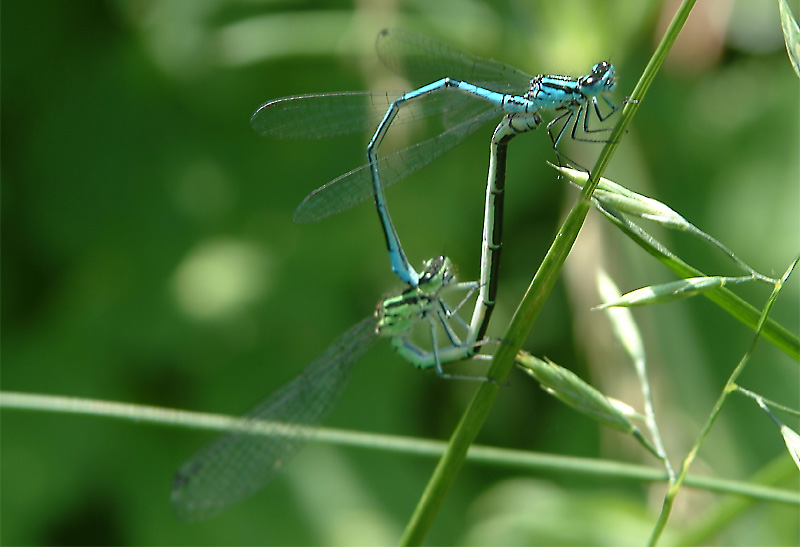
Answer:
[593,63,607,77]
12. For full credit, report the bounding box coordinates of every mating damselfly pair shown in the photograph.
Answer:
[171,28,626,520]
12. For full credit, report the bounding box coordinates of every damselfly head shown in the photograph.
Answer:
[580,61,616,95]
[418,255,455,292]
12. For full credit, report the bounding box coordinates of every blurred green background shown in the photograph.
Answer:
[3,0,798,545]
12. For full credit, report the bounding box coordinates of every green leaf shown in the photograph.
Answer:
[516,353,635,433]
[516,353,660,458]
[596,270,646,364]
[554,165,691,230]
[780,425,800,471]
[595,276,754,309]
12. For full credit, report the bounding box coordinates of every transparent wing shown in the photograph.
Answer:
[375,28,534,130]
[255,29,531,222]
[376,28,533,94]
[251,30,532,140]
[292,107,501,223]
[171,316,378,520]
[251,91,468,139]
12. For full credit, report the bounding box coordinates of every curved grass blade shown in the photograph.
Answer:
[779,0,800,78]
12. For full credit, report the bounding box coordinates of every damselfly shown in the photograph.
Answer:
[252,29,623,286]
[171,255,483,520]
